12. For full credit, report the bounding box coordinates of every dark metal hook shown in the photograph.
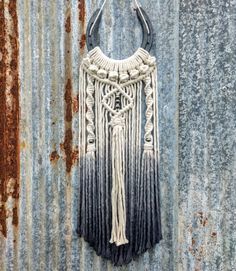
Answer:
[135,6,153,51]
[86,2,154,52]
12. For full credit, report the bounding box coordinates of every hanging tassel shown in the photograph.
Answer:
[136,74,156,253]
[109,113,129,246]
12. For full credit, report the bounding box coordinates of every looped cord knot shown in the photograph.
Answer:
[143,143,153,150]
[87,143,96,152]
[110,115,125,128]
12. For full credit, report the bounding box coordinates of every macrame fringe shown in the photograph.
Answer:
[77,47,162,266]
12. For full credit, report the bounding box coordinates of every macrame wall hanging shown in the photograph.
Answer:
[77,0,162,266]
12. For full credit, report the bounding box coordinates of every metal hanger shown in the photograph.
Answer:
[86,0,154,52]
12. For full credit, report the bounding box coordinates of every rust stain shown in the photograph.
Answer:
[60,71,79,174]
[78,0,86,52]
[0,0,7,199]
[188,212,214,267]
[65,79,72,122]
[65,15,71,33]
[12,207,18,226]
[63,8,73,173]
[72,94,79,113]
[211,232,217,238]
[60,136,79,173]
[61,10,78,173]
[62,129,73,173]
[78,0,86,25]
[79,33,86,50]
[71,146,79,164]
[8,1,18,31]
[189,243,204,261]
[0,204,7,237]
[202,218,208,227]
[50,150,60,163]
[197,212,208,227]
[0,0,7,237]
[0,0,20,237]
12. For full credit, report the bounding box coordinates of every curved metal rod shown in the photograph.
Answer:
[89,0,107,35]
[134,0,150,34]
[136,6,153,51]
[86,0,154,52]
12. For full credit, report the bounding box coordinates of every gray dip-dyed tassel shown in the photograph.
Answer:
[77,46,162,266]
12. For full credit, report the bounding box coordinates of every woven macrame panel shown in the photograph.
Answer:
[77,47,162,266]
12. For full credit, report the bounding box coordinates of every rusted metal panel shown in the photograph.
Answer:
[0,0,235,270]
[15,0,179,269]
[0,0,19,270]
[178,1,236,270]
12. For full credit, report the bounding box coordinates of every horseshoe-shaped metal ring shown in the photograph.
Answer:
[86,6,154,52]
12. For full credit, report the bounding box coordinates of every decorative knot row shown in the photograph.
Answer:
[82,52,156,82]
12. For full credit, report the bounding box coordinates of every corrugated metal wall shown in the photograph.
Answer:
[0,0,235,270]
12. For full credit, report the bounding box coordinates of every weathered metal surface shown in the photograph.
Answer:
[0,0,19,270]
[178,1,236,270]
[17,0,178,269]
[0,0,235,270]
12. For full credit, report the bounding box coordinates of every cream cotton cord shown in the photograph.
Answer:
[77,46,162,266]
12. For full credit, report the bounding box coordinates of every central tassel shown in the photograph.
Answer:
[109,114,129,246]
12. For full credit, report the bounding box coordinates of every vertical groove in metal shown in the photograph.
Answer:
[18,0,30,268]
